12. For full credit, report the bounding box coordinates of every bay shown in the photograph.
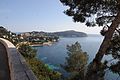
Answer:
[35,35,103,65]
[34,35,119,80]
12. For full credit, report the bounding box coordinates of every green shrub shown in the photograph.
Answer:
[26,58,61,80]
[17,43,36,58]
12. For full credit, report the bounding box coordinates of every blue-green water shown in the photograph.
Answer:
[36,35,103,65]
[34,35,120,80]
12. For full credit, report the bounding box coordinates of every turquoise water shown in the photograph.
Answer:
[34,35,120,80]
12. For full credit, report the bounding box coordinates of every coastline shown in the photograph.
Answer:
[30,41,54,47]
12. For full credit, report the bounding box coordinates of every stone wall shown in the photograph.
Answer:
[0,38,37,80]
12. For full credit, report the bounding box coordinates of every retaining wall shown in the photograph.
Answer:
[0,38,37,80]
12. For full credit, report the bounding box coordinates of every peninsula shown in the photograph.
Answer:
[17,30,87,46]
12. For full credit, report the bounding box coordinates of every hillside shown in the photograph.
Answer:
[53,30,87,37]
[18,30,87,38]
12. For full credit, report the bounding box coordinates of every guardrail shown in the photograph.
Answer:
[0,38,37,80]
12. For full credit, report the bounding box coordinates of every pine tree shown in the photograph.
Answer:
[62,42,88,80]
[60,1,120,79]
[60,0,120,65]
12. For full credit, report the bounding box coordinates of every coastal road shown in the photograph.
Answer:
[0,42,10,80]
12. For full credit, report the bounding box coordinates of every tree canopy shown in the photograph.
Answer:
[60,1,120,79]
[60,0,120,26]
[60,0,120,62]
[62,42,88,80]
[0,26,9,37]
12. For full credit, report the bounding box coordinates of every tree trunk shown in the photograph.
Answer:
[94,11,120,63]
[85,12,120,80]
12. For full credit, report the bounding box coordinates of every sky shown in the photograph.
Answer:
[0,0,102,34]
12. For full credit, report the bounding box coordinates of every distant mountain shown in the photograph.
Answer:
[53,30,87,37]
[17,30,87,37]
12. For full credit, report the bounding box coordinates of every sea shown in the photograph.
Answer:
[34,34,120,80]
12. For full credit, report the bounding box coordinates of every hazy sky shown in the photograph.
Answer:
[0,0,102,34]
